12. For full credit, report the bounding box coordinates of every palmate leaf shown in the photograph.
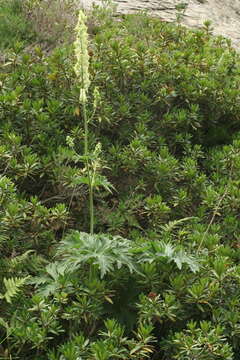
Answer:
[140,241,199,273]
[45,261,71,280]
[29,261,74,297]
[92,174,115,193]
[0,276,29,303]
[37,283,62,298]
[72,174,114,193]
[173,250,200,273]
[57,231,135,278]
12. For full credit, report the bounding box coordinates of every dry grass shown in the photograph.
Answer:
[23,0,79,49]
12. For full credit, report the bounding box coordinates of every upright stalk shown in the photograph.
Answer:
[83,102,88,155]
[82,101,94,234]
[74,10,94,234]
[89,183,94,234]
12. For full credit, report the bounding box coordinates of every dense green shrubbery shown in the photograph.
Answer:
[1,4,240,359]
[0,0,35,49]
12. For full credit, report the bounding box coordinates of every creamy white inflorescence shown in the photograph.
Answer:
[74,10,90,103]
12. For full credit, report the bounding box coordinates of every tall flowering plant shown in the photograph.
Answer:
[71,10,113,234]
[73,10,94,233]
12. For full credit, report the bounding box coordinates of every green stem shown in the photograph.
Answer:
[89,183,94,235]
[82,101,94,234]
[83,101,88,155]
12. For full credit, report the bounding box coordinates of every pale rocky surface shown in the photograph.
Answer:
[79,0,240,48]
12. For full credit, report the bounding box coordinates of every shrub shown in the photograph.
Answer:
[0,0,35,49]
[164,321,234,360]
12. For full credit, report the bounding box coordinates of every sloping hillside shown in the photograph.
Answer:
[81,0,240,47]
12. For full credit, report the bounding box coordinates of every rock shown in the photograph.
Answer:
[79,0,240,47]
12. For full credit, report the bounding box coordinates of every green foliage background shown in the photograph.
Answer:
[0,0,35,49]
[1,2,240,359]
